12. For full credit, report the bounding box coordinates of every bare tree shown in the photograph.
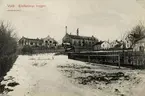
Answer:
[125,23,145,48]
[0,21,18,83]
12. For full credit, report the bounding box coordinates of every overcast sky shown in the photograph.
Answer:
[0,0,145,43]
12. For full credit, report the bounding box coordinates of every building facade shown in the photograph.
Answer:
[18,35,58,49]
[62,27,98,52]
[124,37,132,49]
[93,41,104,51]
[110,40,123,49]
[132,38,145,52]
[101,41,111,49]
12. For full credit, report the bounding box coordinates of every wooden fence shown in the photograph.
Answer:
[68,50,145,69]
[18,47,65,54]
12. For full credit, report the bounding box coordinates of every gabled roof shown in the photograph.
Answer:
[94,41,104,45]
[19,36,43,42]
[134,36,145,44]
[102,41,110,44]
[114,43,122,48]
[116,40,122,44]
[66,33,97,40]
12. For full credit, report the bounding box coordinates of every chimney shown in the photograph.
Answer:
[77,28,79,36]
[65,26,67,34]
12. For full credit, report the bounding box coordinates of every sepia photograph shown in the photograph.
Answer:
[0,0,145,96]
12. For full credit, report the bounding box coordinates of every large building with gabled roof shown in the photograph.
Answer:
[18,35,58,49]
[62,26,98,52]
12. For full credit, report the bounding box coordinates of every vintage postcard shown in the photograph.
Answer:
[0,0,145,96]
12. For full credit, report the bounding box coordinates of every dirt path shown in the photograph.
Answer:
[2,54,104,96]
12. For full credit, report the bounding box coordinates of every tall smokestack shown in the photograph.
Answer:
[65,26,67,34]
[77,28,79,36]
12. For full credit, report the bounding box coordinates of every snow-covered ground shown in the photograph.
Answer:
[1,53,145,96]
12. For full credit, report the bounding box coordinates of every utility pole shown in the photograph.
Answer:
[118,55,120,69]
[88,55,90,63]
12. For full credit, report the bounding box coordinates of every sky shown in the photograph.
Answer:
[0,0,145,43]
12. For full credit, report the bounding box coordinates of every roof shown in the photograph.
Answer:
[134,36,145,43]
[115,40,122,44]
[19,37,43,42]
[102,41,110,44]
[94,41,104,45]
[81,49,133,53]
[66,33,97,40]
[114,43,122,48]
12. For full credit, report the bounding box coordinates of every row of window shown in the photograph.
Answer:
[20,40,56,45]
[72,40,95,46]
[20,40,54,44]
[20,41,56,46]
[45,40,53,44]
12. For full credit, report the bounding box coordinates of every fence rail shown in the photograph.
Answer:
[68,50,145,69]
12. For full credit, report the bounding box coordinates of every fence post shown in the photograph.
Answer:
[88,55,90,63]
[118,55,120,69]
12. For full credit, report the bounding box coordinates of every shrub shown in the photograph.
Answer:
[21,45,33,54]
[0,21,18,82]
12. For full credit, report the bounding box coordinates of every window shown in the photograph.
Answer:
[85,41,88,46]
[78,41,81,46]
[30,42,33,45]
[82,40,85,46]
[21,40,24,45]
[39,43,42,46]
[74,41,76,46]
[50,41,52,43]
[45,41,48,44]
[88,42,91,46]
[139,46,144,52]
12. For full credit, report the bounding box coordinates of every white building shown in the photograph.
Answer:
[110,40,123,49]
[101,41,111,49]
[42,35,58,48]
[18,35,58,48]
[124,37,132,48]
[132,38,145,52]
